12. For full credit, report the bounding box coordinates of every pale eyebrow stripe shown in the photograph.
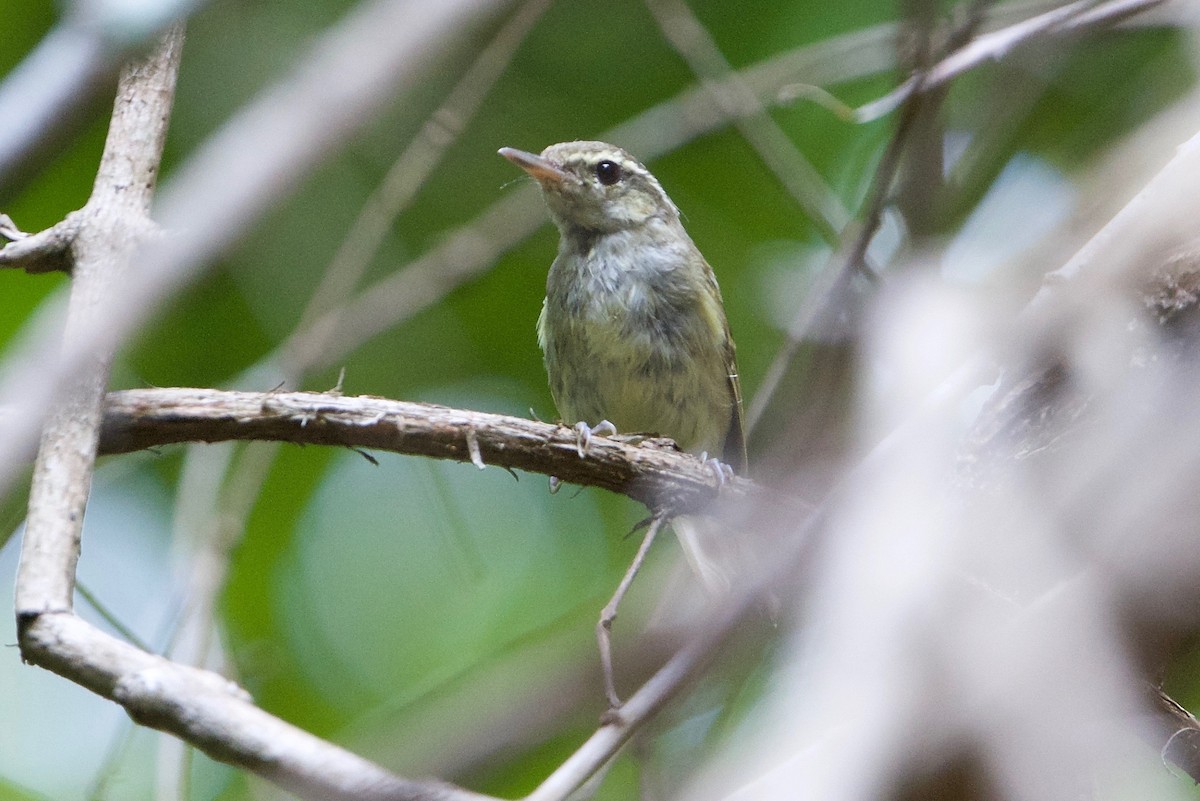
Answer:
[560,152,639,171]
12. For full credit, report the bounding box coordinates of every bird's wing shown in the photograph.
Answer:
[699,253,747,474]
[723,336,748,475]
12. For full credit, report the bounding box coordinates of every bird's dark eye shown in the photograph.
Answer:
[595,160,622,186]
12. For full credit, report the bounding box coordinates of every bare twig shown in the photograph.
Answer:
[643,0,851,245]
[745,69,924,432]
[288,0,552,372]
[0,213,29,241]
[0,213,80,274]
[783,0,1169,123]
[598,514,669,710]
[525,504,826,801]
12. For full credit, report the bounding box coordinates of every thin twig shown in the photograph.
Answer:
[598,514,669,710]
[793,0,1169,123]
[0,213,80,273]
[745,91,922,432]
[0,213,29,241]
[525,505,827,801]
[286,0,552,373]
[643,0,851,245]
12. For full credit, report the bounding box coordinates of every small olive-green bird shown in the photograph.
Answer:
[500,141,746,474]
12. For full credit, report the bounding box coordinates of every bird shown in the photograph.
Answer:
[499,140,746,475]
[501,141,748,710]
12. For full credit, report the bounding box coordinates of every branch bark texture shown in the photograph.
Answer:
[16,25,183,621]
[99,387,759,513]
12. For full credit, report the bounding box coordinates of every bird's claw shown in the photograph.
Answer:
[699,452,735,486]
[574,419,617,458]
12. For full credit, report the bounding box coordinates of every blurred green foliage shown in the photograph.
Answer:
[0,0,1195,799]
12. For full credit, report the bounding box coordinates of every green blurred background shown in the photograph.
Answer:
[0,0,1195,798]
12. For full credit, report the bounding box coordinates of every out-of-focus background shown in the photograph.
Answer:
[2,0,1200,799]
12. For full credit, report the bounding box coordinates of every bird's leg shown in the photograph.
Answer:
[574,419,617,458]
[698,451,735,486]
[597,512,669,719]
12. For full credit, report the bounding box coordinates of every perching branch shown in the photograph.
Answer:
[98,387,765,514]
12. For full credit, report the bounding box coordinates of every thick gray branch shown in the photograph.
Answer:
[16,25,184,620]
[19,611,489,801]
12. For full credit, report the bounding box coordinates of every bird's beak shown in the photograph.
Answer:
[499,147,569,184]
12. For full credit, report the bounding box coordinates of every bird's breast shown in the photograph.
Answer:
[550,232,691,340]
[539,231,731,455]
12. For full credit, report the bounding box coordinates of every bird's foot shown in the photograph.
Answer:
[699,452,735,486]
[574,419,617,458]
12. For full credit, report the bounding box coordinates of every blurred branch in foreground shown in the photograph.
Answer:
[0,0,200,200]
[683,100,1200,798]
[0,0,501,506]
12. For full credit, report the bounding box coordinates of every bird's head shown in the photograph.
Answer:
[500,141,679,235]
